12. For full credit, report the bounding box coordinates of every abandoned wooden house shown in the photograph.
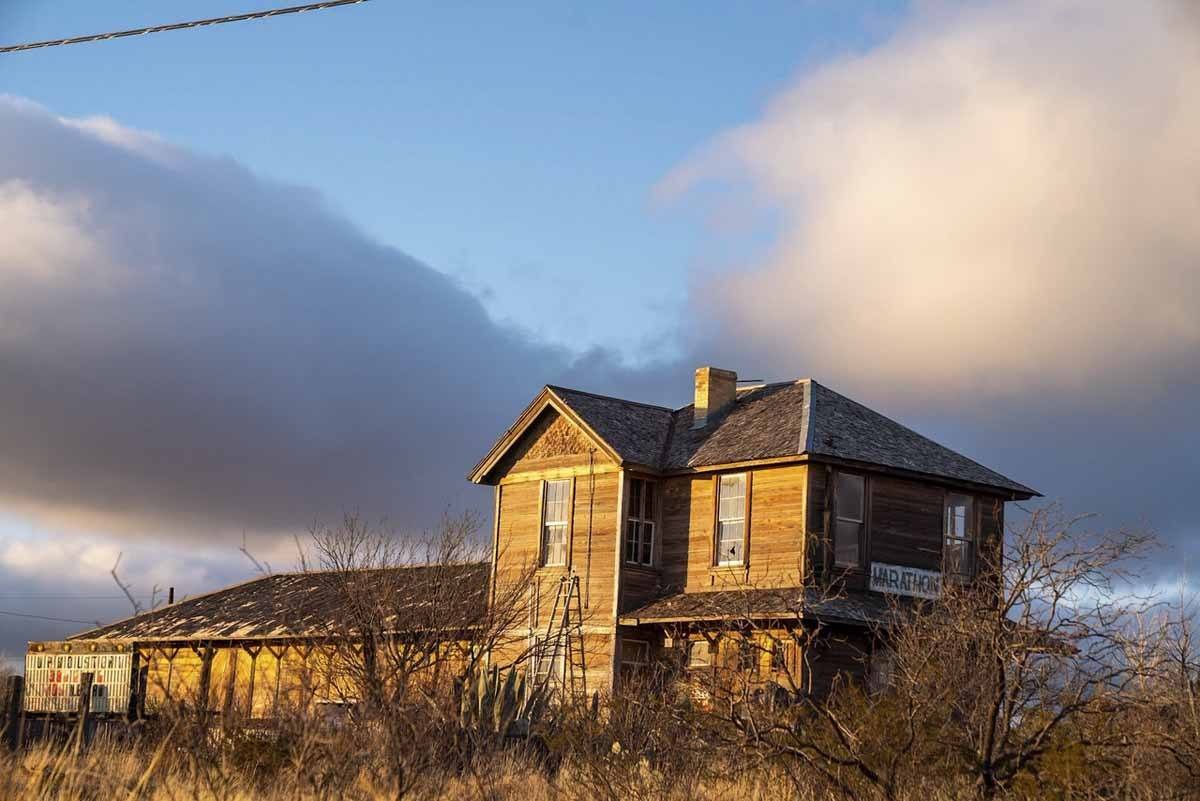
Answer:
[470,366,1038,697]
[28,365,1036,718]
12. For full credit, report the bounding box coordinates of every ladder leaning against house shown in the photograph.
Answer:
[534,573,587,697]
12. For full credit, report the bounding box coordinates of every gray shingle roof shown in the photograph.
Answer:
[802,381,1035,495]
[70,563,489,642]
[547,386,674,469]
[547,378,1035,497]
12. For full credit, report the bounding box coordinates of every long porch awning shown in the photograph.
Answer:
[619,587,895,628]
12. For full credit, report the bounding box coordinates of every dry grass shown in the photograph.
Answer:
[0,730,962,801]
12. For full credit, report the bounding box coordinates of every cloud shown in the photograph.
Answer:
[668,0,1200,408]
[666,0,1200,559]
[0,96,649,544]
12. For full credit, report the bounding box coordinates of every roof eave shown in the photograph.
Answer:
[803,454,1038,500]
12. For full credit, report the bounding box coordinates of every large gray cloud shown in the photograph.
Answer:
[0,96,653,543]
[667,0,1200,555]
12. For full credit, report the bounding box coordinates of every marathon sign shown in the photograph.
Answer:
[869,562,942,600]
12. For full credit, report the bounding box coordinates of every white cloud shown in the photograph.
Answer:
[669,0,1200,408]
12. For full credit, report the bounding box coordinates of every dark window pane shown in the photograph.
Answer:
[625,520,640,563]
[628,479,642,521]
[836,473,864,521]
[643,481,655,519]
[835,519,861,566]
[640,522,654,564]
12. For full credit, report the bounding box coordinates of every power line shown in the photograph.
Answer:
[0,595,148,600]
[0,609,101,625]
[0,0,372,54]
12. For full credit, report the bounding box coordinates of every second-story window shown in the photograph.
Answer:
[541,478,570,567]
[624,478,656,566]
[716,473,747,566]
[834,472,865,567]
[944,493,975,577]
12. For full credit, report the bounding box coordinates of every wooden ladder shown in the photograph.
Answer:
[539,573,587,697]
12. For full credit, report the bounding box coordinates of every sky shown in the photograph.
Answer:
[0,0,1198,665]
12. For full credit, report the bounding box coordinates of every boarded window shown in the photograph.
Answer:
[835,472,865,567]
[541,479,571,566]
[944,493,975,577]
[716,473,747,566]
[624,478,656,566]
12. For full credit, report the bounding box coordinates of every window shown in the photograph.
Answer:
[541,479,571,566]
[716,473,747,566]
[619,639,650,677]
[687,640,712,669]
[770,639,791,674]
[834,472,865,567]
[624,478,656,566]
[737,638,759,678]
[944,493,975,577]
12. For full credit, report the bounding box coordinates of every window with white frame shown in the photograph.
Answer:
[716,473,747,566]
[834,472,865,567]
[624,478,656,566]
[944,493,975,577]
[540,478,570,567]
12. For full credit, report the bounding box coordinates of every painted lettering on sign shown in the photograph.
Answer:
[23,644,132,714]
[869,562,942,600]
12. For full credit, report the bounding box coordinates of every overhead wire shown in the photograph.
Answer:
[0,0,371,54]
[0,609,102,625]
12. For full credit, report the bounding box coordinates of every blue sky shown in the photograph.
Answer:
[1,0,1198,662]
[1,1,904,358]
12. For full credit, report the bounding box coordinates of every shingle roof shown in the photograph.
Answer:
[547,378,1035,497]
[802,381,1035,495]
[619,587,894,628]
[662,381,809,469]
[70,562,489,642]
[547,386,675,469]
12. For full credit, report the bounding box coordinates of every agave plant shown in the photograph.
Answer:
[457,664,548,740]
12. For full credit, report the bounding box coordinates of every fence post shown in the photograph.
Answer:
[3,675,22,750]
[73,672,94,755]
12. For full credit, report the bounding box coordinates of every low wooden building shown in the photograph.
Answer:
[47,563,490,719]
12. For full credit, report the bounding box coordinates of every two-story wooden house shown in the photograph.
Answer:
[469,366,1037,696]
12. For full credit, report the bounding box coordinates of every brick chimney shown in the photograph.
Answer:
[692,366,737,429]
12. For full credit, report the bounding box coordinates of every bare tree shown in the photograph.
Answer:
[304,510,537,798]
[679,506,1159,800]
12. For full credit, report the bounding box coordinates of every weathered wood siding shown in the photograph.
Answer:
[807,466,1010,590]
[869,476,943,571]
[489,408,622,690]
[658,464,807,594]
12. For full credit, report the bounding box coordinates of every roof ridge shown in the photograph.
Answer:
[798,378,816,454]
[545,384,675,413]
